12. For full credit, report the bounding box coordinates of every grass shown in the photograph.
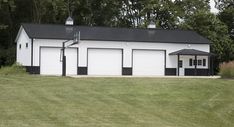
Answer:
[0,63,27,75]
[0,75,234,127]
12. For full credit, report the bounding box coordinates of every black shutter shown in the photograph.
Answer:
[189,59,193,66]
[203,59,206,66]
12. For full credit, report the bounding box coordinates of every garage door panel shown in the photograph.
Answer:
[65,49,78,75]
[88,49,122,75]
[40,48,77,75]
[40,48,62,75]
[133,50,165,76]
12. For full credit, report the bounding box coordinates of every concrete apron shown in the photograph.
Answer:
[70,75,221,79]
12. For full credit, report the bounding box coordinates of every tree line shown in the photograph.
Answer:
[0,0,233,71]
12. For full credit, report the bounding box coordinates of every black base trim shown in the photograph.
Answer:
[185,68,209,76]
[122,67,132,75]
[78,67,87,75]
[165,68,177,76]
[25,66,40,74]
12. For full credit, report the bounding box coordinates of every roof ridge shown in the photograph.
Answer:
[21,23,194,32]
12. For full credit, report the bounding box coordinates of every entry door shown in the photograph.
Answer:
[132,50,165,76]
[88,49,122,75]
[40,47,78,75]
[179,60,184,76]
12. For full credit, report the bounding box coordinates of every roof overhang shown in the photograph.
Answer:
[169,49,214,56]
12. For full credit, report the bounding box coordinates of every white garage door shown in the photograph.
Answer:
[133,50,165,76]
[40,47,77,75]
[88,49,122,75]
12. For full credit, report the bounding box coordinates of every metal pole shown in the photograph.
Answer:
[62,42,66,76]
[194,55,197,76]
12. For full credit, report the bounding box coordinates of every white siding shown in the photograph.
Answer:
[32,39,210,70]
[16,28,31,66]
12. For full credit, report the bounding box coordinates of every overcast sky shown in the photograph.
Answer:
[210,0,219,13]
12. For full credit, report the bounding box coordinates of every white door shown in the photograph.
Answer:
[133,50,165,76]
[40,47,77,75]
[88,49,122,75]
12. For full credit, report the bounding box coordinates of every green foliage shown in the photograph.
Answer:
[217,4,234,42]
[219,61,234,78]
[214,0,233,11]
[180,11,234,62]
[0,63,27,75]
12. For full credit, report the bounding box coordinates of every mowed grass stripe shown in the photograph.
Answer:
[0,75,233,127]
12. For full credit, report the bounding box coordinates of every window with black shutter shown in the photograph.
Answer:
[179,60,183,68]
[203,59,206,66]
[189,59,193,66]
[19,44,21,49]
[26,43,28,48]
[198,60,202,66]
[193,60,197,66]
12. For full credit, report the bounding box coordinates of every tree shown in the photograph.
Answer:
[180,11,234,71]
[214,0,234,11]
[215,0,234,62]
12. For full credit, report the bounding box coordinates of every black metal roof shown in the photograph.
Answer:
[21,23,211,44]
[169,49,213,56]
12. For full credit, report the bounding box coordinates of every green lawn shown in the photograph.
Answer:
[0,75,233,127]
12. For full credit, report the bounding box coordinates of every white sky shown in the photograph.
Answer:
[210,0,219,13]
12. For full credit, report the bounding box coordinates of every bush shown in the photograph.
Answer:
[219,61,234,78]
[0,63,27,75]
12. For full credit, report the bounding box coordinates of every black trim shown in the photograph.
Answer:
[87,48,124,75]
[165,68,177,76]
[78,67,87,75]
[39,46,78,74]
[31,38,33,66]
[185,68,209,76]
[122,67,132,75]
[132,49,166,75]
[25,66,40,74]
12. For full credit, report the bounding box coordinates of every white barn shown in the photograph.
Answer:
[16,20,213,76]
